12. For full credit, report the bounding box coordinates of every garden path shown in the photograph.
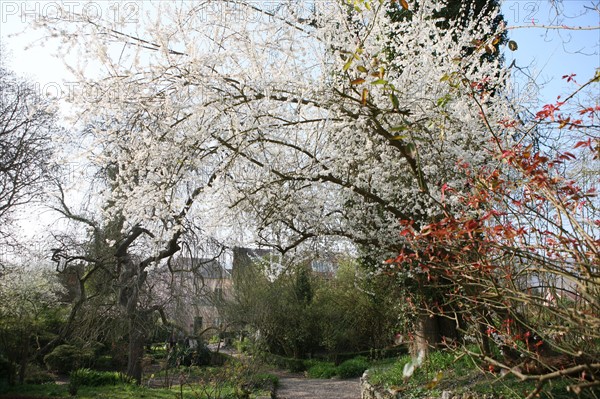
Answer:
[274,372,360,399]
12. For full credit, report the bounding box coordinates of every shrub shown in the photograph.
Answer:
[331,346,408,363]
[68,380,79,396]
[286,358,306,373]
[147,344,167,361]
[44,344,94,374]
[248,373,279,389]
[209,351,230,366]
[69,368,132,387]
[260,353,307,372]
[92,354,115,371]
[235,338,252,353]
[168,343,211,367]
[24,364,55,384]
[306,361,337,379]
[0,355,15,386]
[337,357,369,379]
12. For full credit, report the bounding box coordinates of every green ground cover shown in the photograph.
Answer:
[366,350,591,399]
[0,381,272,399]
[0,361,277,399]
[304,357,371,379]
[1,382,238,398]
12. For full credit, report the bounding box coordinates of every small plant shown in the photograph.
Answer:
[92,354,115,371]
[190,361,248,399]
[24,369,55,384]
[44,344,93,374]
[249,373,279,389]
[304,357,372,379]
[235,337,252,353]
[168,343,211,367]
[306,361,337,379]
[147,344,168,361]
[69,368,132,387]
[337,357,370,378]
[68,378,79,396]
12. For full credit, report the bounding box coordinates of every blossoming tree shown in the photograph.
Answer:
[38,0,576,383]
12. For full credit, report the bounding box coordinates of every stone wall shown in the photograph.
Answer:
[360,371,395,399]
[360,371,498,399]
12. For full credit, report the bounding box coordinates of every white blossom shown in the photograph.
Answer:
[37,0,512,260]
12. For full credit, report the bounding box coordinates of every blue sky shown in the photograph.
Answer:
[502,0,599,105]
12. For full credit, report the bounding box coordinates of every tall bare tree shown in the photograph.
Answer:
[0,52,58,248]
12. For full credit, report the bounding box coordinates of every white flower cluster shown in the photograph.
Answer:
[41,0,513,259]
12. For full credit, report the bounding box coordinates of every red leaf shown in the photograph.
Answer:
[574,139,591,149]
[400,228,413,237]
[464,220,479,231]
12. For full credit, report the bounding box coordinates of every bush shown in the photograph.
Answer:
[69,366,129,396]
[0,355,15,386]
[24,364,55,384]
[69,368,132,387]
[304,357,370,379]
[306,361,337,379]
[248,373,279,389]
[92,355,115,371]
[235,338,252,353]
[225,260,403,358]
[260,353,307,372]
[337,357,369,379]
[330,346,408,363]
[44,344,93,374]
[147,344,167,361]
[168,343,213,367]
[209,351,230,366]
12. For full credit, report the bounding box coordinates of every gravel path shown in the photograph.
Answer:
[275,373,361,399]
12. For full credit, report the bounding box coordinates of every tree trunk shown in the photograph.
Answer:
[18,356,26,385]
[412,313,440,356]
[126,316,146,384]
[18,331,28,385]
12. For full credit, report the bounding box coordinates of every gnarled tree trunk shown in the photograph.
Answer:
[127,315,147,384]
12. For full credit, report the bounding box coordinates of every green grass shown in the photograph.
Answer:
[148,365,205,379]
[304,356,371,379]
[0,382,67,398]
[366,350,593,399]
[248,373,279,389]
[148,344,168,361]
[70,368,132,387]
[0,381,272,399]
[367,350,470,390]
[336,357,370,378]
